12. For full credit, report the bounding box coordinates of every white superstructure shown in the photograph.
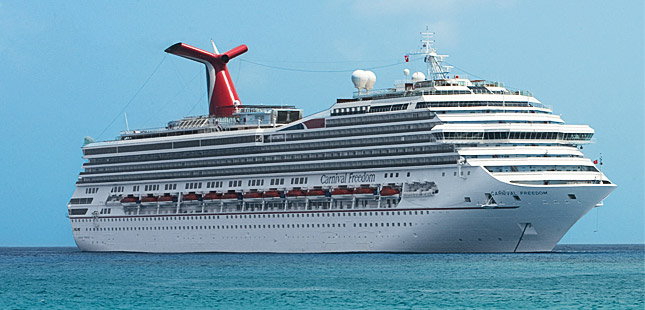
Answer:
[68,33,615,253]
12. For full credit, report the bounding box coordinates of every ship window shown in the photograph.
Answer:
[513,195,521,201]
[69,208,88,215]
[568,194,577,200]
[464,197,471,202]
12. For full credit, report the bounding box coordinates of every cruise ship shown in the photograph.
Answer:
[68,31,616,253]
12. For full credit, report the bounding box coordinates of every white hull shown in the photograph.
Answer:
[70,168,615,253]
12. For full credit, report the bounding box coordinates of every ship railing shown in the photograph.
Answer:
[118,116,239,136]
[353,88,542,102]
[421,101,551,110]
[352,88,395,97]
[120,126,170,136]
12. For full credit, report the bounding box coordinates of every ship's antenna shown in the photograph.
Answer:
[408,26,450,81]
[124,112,130,132]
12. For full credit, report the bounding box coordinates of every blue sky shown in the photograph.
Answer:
[0,0,642,246]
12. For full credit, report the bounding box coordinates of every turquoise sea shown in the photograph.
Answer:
[0,245,643,309]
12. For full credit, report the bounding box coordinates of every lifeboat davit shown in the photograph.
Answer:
[120,196,138,207]
[202,192,221,204]
[158,194,175,206]
[380,186,400,198]
[182,193,201,205]
[221,192,239,204]
[243,192,264,202]
[331,188,353,200]
[263,190,282,201]
[306,189,328,201]
[286,189,306,200]
[140,195,158,206]
[354,187,376,199]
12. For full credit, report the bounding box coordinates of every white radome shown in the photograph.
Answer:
[364,71,376,93]
[351,70,368,92]
[411,71,426,82]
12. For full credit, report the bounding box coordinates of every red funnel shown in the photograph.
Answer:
[165,42,248,117]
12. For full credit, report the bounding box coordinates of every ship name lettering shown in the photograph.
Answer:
[491,190,548,196]
[519,191,548,195]
[321,173,347,184]
[321,172,375,184]
[347,172,375,184]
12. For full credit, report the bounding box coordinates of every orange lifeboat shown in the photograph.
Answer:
[286,189,306,200]
[140,195,158,206]
[120,196,137,207]
[243,192,264,202]
[221,192,239,203]
[306,189,328,201]
[331,188,353,200]
[380,186,400,198]
[202,192,221,204]
[182,193,200,205]
[158,194,175,206]
[353,187,376,198]
[263,190,282,201]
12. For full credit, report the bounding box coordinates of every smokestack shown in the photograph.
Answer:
[165,42,248,117]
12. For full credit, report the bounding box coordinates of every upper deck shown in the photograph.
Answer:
[337,78,545,107]
[114,105,302,141]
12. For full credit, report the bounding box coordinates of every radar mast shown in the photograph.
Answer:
[408,27,451,81]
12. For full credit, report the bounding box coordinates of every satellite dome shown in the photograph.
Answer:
[403,69,410,76]
[364,71,376,93]
[411,71,426,82]
[351,70,368,94]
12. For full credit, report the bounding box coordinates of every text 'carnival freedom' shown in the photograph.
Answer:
[320,173,376,184]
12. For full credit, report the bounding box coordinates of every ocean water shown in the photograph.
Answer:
[0,245,643,309]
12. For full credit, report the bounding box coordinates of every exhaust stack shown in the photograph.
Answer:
[165,42,248,117]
